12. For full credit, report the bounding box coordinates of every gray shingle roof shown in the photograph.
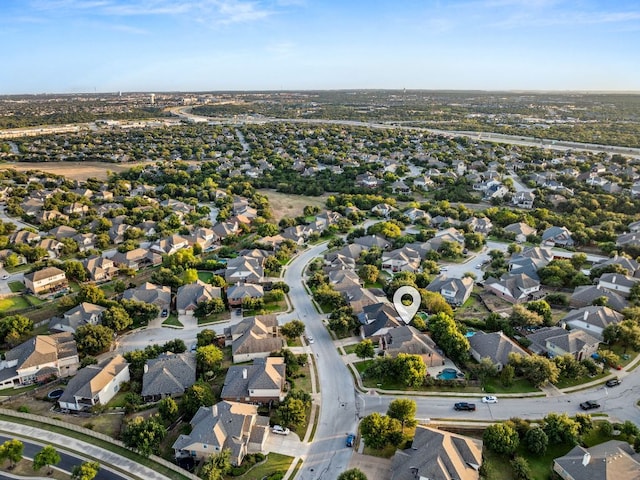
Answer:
[141,352,196,398]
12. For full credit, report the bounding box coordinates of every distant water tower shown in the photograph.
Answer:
[150,93,155,105]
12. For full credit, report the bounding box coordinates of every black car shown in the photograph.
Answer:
[161,308,169,317]
[580,400,601,411]
[606,378,621,387]
[454,402,476,411]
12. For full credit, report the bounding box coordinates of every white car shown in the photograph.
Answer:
[272,425,290,435]
[440,266,449,272]
[1,275,8,280]
[481,395,498,404]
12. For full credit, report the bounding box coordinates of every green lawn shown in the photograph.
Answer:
[8,281,25,293]
[343,344,359,355]
[198,311,230,325]
[483,377,540,394]
[25,294,44,306]
[605,343,639,367]
[555,371,608,389]
[0,295,30,312]
[162,314,183,327]
[197,271,214,283]
[229,453,294,480]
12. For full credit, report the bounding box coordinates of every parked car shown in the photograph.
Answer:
[606,378,621,387]
[161,308,169,317]
[454,402,476,411]
[481,396,498,404]
[272,425,290,435]
[580,400,601,411]
[1,274,8,280]
[440,266,449,272]
[346,434,355,447]
[307,336,314,344]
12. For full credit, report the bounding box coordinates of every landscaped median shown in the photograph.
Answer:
[0,409,197,480]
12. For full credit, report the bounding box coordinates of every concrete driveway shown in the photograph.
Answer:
[348,452,392,480]
[264,430,307,458]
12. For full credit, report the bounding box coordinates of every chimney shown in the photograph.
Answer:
[144,364,148,373]
[242,368,247,379]
[583,311,588,321]
[582,452,591,466]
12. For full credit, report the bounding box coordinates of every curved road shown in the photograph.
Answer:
[281,243,358,480]
[0,434,127,480]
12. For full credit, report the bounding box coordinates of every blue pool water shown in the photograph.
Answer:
[436,368,459,380]
[465,331,476,338]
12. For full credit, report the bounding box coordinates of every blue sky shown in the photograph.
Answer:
[1,0,639,94]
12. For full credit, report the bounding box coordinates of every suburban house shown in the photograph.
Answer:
[358,302,403,340]
[24,266,68,296]
[542,226,574,247]
[83,255,119,282]
[176,280,222,315]
[553,440,640,480]
[225,315,286,363]
[151,234,191,256]
[485,273,541,304]
[141,352,197,402]
[122,282,171,309]
[526,327,600,361]
[173,401,269,466]
[49,302,106,333]
[561,306,624,341]
[512,191,536,209]
[225,256,264,284]
[570,285,627,312]
[426,275,474,307]
[226,283,264,307]
[380,326,444,368]
[221,357,286,404]
[381,247,422,273]
[0,333,80,388]
[58,355,130,412]
[37,238,64,259]
[352,234,391,250]
[509,247,554,280]
[468,331,529,371]
[390,426,482,480]
[504,222,537,243]
[111,248,162,271]
[597,273,640,298]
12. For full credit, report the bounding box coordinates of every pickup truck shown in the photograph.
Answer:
[580,400,601,411]
[454,402,476,411]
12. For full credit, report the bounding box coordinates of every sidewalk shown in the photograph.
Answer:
[0,420,190,480]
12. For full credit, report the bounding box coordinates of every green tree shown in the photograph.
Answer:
[182,268,199,284]
[158,397,179,423]
[420,290,454,317]
[101,305,133,332]
[280,320,306,339]
[543,413,580,445]
[337,468,368,480]
[200,449,232,480]
[394,353,427,387]
[77,284,106,305]
[500,364,515,387]
[71,461,100,480]
[32,445,61,475]
[510,304,543,327]
[359,413,403,449]
[387,399,417,432]
[0,439,23,469]
[524,426,548,456]
[483,423,519,455]
[359,264,379,284]
[74,324,114,356]
[511,456,533,480]
[428,312,470,364]
[472,357,499,385]
[525,300,552,325]
[182,381,215,418]
[354,339,375,359]
[121,415,166,457]
[209,274,226,287]
[197,329,218,347]
[0,315,33,347]
[277,397,307,429]
[64,260,87,281]
[196,345,224,376]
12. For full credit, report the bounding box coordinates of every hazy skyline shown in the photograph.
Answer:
[2,0,640,94]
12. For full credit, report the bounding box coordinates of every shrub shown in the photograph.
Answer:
[17,406,29,413]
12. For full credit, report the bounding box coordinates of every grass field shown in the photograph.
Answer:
[0,295,30,312]
[162,314,183,327]
[8,281,25,292]
[197,271,214,283]
[231,452,294,480]
[0,161,152,181]
[257,189,328,222]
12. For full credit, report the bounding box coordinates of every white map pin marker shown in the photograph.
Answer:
[393,285,421,324]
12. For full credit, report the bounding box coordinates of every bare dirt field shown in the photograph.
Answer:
[0,161,152,181]
[258,189,329,222]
